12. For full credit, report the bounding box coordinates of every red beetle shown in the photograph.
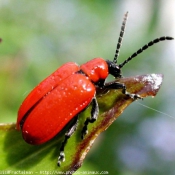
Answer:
[17,12,173,166]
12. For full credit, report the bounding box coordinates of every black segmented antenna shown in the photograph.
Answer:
[113,11,128,64]
[119,36,174,68]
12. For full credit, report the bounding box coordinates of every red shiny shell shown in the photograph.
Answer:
[18,73,95,145]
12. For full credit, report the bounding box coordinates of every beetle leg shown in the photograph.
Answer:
[81,97,99,139]
[58,115,79,166]
[104,82,142,100]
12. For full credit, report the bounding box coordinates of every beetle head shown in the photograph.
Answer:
[106,60,122,79]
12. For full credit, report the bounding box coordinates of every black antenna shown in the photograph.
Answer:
[119,36,174,68]
[113,11,128,64]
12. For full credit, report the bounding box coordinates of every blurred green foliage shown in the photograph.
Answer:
[0,0,175,174]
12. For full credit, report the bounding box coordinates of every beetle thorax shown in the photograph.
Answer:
[80,58,109,83]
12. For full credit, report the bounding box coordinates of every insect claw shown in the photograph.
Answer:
[125,92,142,100]
[58,151,65,166]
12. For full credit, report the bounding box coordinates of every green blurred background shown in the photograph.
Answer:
[0,0,175,174]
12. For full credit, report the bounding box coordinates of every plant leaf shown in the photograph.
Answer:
[0,74,163,174]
